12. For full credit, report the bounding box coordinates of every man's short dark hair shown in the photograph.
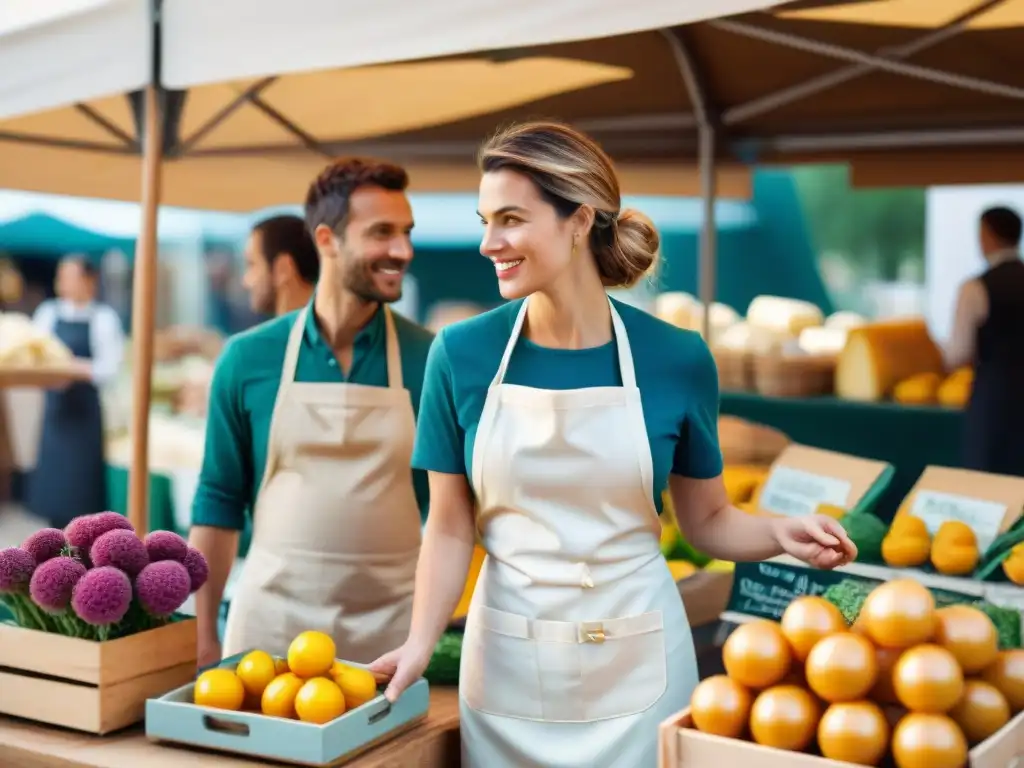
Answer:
[252,214,319,285]
[981,206,1022,248]
[304,157,409,237]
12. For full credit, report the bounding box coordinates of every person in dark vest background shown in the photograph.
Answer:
[29,255,125,526]
[945,206,1024,476]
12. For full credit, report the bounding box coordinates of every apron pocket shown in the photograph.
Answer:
[579,610,668,721]
[461,605,545,721]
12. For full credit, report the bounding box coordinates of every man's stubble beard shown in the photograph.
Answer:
[342,258,402,305]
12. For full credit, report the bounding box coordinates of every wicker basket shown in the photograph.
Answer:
[712,348,755,392]
[753,352,835,398]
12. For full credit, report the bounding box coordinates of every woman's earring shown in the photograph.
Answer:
[571,236,578,257]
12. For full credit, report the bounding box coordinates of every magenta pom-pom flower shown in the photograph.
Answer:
[143,530,188,563]
[71,566,132,626]
[22,528,66,564]
[0,547,36,593]
[182,547,209,593]
[135,560,191,618]
[65,512,133,552]
[29,556,87,613]
[90,530,149,577]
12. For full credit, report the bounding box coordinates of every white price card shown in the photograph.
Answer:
[910,490,1006,554]
[758,466,852,518]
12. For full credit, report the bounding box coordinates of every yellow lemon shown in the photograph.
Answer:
[235,650,278,699]
[334,666,380,710]
[261,672,304,719]
[295,677,347,724]
[287,631,336,678]
[330,660,351,677]
[274,657,290,675]
[194,668,245,711]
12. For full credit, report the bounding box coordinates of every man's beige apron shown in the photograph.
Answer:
[460,297,699,768]
[223,306,421,664]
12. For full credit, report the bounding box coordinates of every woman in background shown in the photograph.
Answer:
[372,121,856,767]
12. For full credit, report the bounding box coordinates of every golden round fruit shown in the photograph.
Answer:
[818,701,889,766]
[871,645,904,705]
[274,657,289,675]
[780,596,847,662]
[294,677,347,724]
[860,579,936,649]
[329,660,350,678]
[980,649,1024,713]
[948,680,1010,744]
[194,668,246,711]
[235,650,278,699]
[893,644,964,714]
[722,620,792,689]
[261,672,305,718]
[749,685,820,751]
[287,631,336,679]
[805,632,878,703]
[933,605,999,675]
[891,713,968,768]
[333,666,379,710]
[689,675,752,738]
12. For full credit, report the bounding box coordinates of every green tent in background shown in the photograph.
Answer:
[0,212,135,256]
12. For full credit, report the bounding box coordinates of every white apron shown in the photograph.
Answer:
[223,306,421,664]
[460,297,699,768]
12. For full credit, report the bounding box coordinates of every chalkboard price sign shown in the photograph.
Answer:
[725,560,855,622]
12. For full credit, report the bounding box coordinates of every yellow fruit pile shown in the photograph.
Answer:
[689,580,1024,768]
[192,631,381,725]
[881,515,980,577]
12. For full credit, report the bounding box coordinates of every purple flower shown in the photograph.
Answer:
[71,566,132,626]
[0,547,36,594]
[135,560,191,618]
[143,531,188,563]
[182,547,209,593]
[90,530,149,576]
[22,528,66,564]
[65,512,133,553]
[29,556,87,613]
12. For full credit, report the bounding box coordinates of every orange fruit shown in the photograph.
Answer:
[933,605,999,674]
[780,596,847,662]
[193,668,245,711]
[287,631,336,679]
[891,713,968,768]
[749,685,820,751]
[818,701,889,765]
[295,677,347,724]
[805,632,878,703]
[235,650,278,699]
[329,660,350,678]
[980,649,1024,712]
[689,675,752,738]
[948,680,1010,744]
[722,620,792,689]
[261,672,305,719]
[333,666,379,710]
[860,579,936,649]
[893,644,964,714]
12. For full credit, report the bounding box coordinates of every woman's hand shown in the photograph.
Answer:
[368,640,434,703]
[772,515,857,569]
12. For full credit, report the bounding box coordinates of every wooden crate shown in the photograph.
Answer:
[0,618,196,734]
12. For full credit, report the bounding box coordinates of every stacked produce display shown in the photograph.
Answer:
[688,579,1024,766]
[192,630,381,724]
[0,512,207,640]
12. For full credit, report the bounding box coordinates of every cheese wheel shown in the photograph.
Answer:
[798,326,848,355]
[835,318,944,402]
[746,295,825,336]
[714,321,788,354]
[824,310,867,331]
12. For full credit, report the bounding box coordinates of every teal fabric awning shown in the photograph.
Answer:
[0,212,135,256]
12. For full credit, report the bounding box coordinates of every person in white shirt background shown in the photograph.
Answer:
[29,255,125,527]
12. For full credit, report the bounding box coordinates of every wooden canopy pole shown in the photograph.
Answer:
[126,85,164,534]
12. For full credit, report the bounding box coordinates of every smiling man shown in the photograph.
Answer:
[189,157,434,668]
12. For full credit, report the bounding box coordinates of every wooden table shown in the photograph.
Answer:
[0,689,460,768]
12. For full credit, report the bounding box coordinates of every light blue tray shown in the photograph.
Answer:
[145,652,430,766]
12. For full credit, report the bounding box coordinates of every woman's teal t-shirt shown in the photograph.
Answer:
[411,298,724,511]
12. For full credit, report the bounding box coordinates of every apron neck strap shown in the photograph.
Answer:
[282,305,404,390]
[491,296,637,388]
[382,306,403,390]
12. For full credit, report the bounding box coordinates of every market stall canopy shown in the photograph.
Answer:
[0,0,781,208]
[0,213,135,256]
